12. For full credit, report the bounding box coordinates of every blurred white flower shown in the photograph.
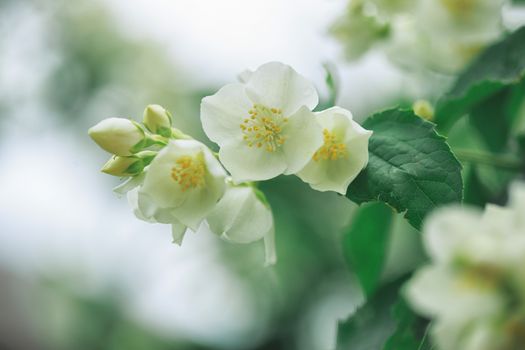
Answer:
[201,62,323,183]
[332,0,506,73]
[402,0,505,73]
[405,182,525,349]
[330,2,390,60]
[135,139,227,241]
[369,0,415,16]
[207,183,276,264]
[416,0,505,42]
[88,117,145,156]
[296,107,372,195]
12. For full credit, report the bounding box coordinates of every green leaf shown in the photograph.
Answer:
[435,26,525,131]
[384,300,432,350]
[346,109,463,230]
[336,278,404,350]
[469,88,512,152]
[343,202,394,297]
[315,63,339,111]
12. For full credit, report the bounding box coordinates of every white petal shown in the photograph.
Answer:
[222,188,273,243]
[200,83,252,144]
[207,185,250,236]
[264,225,277,266]
[237,69,253,83]
[171,181,223,230]
[113,172,146,196]
[423,206,483,263]
[245,62,319,116]
[127,188,151,222]
[431,319,467,350]
[316,106,353,129]
[280,106,323,175]
[128,189,180,224]
[171,222,187,245]
[509,181,525,229]
[405,265,503,321]
[218,140,287,182]
[482,204,514,234]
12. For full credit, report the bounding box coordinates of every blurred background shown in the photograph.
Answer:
[0,1,523,349]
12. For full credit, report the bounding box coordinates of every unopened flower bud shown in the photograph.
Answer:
[413,100,434,121]
[88,118,145,156]
[143,104,173,137]
[101,156,144,177]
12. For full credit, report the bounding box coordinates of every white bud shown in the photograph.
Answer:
[101,156,143,177]
[413,100,434,121]
[143,104,172,137]
[88,118,145,156]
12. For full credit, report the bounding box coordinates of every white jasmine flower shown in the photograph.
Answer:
[139,139,227,231]
[207,183,276,264]
[406,183,525,349]
[143,104,173,137]
[296,107,372,195]
[201,62,323,183]
[88,117,145,156]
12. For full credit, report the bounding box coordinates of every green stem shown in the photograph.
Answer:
[171,127,193,140]
[146,134,168,146]
[455,149,524,171]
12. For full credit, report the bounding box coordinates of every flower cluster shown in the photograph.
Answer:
[331,0,507,73]
[406,182,525,349]
[89,62,371,264]
[201,62,372,193]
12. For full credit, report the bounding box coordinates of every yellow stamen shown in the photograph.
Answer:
[239,104,287,153]
[313,129,348,161]
[440,0,474,16]
[170,154,206,191]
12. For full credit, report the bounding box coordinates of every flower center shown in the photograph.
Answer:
[440,0,474,16]
[240,104,288,153]
[170,154,206,191]
[313,129,347,161]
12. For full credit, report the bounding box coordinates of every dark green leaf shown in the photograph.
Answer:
[346,109,463,230]
[469,88,512,152]
[384,299,432,350]
[336,278,404,350]
[343,202,394,297]
[435,26,525,131]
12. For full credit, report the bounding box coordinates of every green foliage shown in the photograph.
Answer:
[336,279,404,350]
[435,26,525,131]
[384,300,432,350]
[346,109,463,230]
[342,202,394,297]
[337,278,430,350]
